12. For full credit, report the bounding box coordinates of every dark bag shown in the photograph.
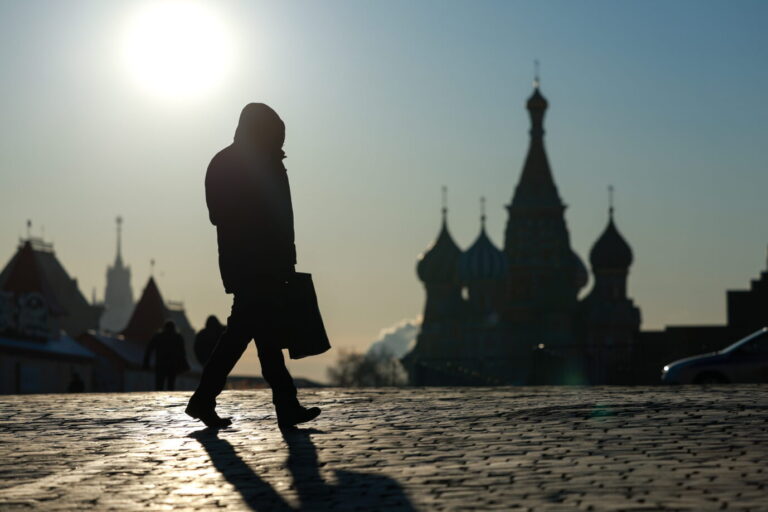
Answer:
[283,272,331,359]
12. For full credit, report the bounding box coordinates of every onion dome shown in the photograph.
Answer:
[459,199,507,281]
[590,213,633,270]
[526,86,548,111]
[417,200,462,283]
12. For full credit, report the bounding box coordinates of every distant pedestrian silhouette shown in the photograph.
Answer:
[194,315,225,366]
[143,320,189,390]
[67,372,84,393]
[186,103,320,429]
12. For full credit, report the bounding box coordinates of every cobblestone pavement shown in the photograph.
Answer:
[0,387,767,511]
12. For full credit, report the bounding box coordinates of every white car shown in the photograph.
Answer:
[661,327,768,384]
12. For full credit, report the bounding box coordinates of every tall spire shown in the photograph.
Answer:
[115,216,123,264]
[480,196,487,230]
[441,185,448,224]
[533,59,540,89]
[102,215,135,333]
[608,185,615,220]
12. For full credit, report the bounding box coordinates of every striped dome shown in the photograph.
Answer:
[459,227,507,282]
[416,220,461,283]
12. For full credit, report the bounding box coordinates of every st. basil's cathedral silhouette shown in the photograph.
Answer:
[402,79,763,385]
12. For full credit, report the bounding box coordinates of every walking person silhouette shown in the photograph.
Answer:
[186,103,320,429]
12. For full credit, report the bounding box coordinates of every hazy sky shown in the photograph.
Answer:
[1,0,766,382]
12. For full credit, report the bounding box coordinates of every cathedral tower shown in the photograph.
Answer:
[578,192,641,383]
[502,78,587,347]
[416,189,463,326]
[403,189,467,384]
[100,216,135,333]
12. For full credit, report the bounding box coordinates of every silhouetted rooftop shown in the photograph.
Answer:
[590,215,634,270]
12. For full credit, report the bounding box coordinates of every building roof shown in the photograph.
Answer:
[85,333,146,367]
[0,239,101,336]
[121,277,167,343]
[0,241,65,315]
[0,334,95,360]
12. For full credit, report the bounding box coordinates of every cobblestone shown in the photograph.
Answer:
[0,386,767,511]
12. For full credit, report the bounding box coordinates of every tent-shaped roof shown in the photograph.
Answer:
[121,277,167,343]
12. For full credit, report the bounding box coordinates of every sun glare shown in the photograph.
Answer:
[121,1,233,100]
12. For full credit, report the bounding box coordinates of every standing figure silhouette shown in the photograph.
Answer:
[186,103,320,429]
[143,320,189,391]
[194,315,225,366]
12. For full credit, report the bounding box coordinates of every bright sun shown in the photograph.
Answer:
[121,1,233,100]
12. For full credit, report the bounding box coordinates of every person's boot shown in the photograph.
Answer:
[276,403,321,430]
[185,400,232,429]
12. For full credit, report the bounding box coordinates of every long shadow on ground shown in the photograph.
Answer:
[191,427,416,511]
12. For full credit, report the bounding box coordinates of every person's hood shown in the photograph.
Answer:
[233,103,285,159]
[205,316,222,330]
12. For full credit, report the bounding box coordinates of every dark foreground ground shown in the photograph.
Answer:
[0,387,766,511]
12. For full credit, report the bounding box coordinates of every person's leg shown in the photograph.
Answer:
[188,294,253,409]
[155,370,163,391]
[253,303,319,428]
[168,373,176,391]
[255,336,298,408]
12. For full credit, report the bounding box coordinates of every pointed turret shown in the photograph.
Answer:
[101,216,135,333]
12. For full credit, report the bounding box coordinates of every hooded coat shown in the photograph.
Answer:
[205,103,297,293]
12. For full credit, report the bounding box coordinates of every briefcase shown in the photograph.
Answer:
[283,272,331,359]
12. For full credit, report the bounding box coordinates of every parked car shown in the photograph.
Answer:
[661,327,768,384]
